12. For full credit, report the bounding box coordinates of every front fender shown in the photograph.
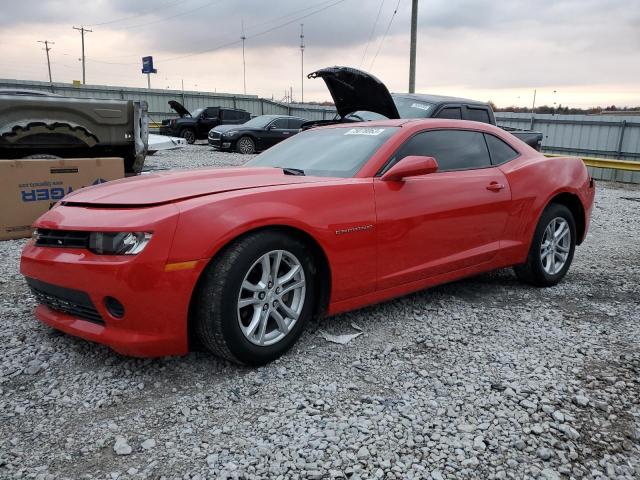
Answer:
[168,180,378,303]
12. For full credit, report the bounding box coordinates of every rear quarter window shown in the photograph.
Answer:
[484,133,520,165]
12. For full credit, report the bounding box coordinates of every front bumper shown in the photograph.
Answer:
[207,134,232,150]
[19,205,206,357]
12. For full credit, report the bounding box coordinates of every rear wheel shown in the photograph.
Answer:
[514,203,576,287]
[180,128,196,144]
[193,231,315,365]
[236,136,255,154]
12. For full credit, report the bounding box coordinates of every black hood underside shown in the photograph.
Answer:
[307,66,400,120]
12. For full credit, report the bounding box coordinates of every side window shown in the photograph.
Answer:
[270,118,289,129]
[435,107,462,119]
[205,108,219,119]
[288,118,305,129]
[393,130,491,171]
[466,107,491,124]
[484,133,519,165]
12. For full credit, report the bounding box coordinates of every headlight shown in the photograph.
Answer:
[89,232,152,255]
[223,131,238,137]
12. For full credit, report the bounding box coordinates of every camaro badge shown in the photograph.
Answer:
[335,224,373,235]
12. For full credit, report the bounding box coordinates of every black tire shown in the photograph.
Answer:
[180,128,196,144]
[236,136,255,154]
[514,203,576,287]
[193,231,316,365]
[22,154,62,159]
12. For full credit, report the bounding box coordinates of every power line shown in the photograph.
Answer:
[106,0,220,31]
[160,0,346,63]
[86,0,188,27]
[369,0,401,71]
[360,0,385,68]
[245,0,337,32]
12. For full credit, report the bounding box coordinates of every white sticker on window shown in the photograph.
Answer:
[344,128,386,136]
[410,103,431,111]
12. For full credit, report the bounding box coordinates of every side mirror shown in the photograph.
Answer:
[268,124,277,130]
[381,156,438,181]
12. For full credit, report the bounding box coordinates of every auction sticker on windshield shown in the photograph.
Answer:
[344,128,386,136]
[410,103,431,111]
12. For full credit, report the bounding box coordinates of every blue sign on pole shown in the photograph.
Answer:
[141,56,157,74]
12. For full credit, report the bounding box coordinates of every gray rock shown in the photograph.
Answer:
[113,437,132,456]
[536,447,553,461]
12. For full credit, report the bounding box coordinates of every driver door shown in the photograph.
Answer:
[264,118,292,148]
[374,129,512,290]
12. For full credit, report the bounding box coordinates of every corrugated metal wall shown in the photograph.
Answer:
[495,112,640,161]
[3,78,640,161]
[0,78,337,122]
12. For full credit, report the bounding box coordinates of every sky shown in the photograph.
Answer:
[1,0,639,108]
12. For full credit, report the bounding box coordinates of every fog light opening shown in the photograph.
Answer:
[104,297,125,318]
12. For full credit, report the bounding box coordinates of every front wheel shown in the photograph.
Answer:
[514,203,576,287]
[236,136,255,154]
[180,128,196,144]
[193,231,316,365]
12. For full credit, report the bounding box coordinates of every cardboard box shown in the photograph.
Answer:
[0,158,124,240]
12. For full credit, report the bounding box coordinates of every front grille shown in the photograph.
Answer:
[209,132,221,140]
[35,229,90,249]
[26,277,104,325]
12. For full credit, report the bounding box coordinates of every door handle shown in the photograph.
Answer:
[486,182,506,192]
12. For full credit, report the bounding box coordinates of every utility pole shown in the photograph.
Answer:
[241,20,247,95]
[530,89,537,129]
[37,40,54,92]
[300,24,305,103]
[408,0,418,93]
[73,26,92,84]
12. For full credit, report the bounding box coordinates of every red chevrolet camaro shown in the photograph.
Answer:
[20,119,595,364]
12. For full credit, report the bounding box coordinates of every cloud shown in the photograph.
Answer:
[0,0,638,107]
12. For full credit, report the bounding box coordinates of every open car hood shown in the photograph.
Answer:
[168,100,191,118]
[308,66,400,120]
[60,167,326,207]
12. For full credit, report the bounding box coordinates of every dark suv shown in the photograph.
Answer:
[160,101,250,144]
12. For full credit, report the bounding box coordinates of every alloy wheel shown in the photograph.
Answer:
[182,130,195,143]
[540,217,571,275]
[237,250,306,346]
[237,137,254,154]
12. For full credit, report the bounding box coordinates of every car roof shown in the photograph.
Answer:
[391,93,487,106]
[314,118,505,133]
[255,114,306,120]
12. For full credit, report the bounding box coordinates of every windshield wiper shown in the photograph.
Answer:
[280,167,305,176]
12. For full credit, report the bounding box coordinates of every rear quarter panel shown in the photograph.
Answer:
[169,180,378,302]
[498,154,593,264]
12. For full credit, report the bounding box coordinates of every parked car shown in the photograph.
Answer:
[0,92,148,175]
[21,118,594,365]
[306,66,544,150]
[208,115,306,154]
[159,101,250,144]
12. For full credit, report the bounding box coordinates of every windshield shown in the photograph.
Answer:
[393,96,435,118]
[343,97,435,120]
[241,116,276,128]
[246,126,399,177]
[190,107,205,118]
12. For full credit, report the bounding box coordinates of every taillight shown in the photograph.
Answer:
[170,119,176,127]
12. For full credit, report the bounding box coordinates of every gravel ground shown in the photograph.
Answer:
[1,144,639,480]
